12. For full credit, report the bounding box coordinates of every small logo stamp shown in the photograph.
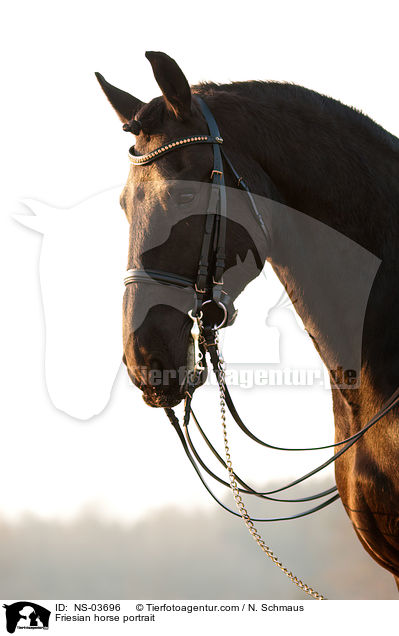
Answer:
[2,603,51,633]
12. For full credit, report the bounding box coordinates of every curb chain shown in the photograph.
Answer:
[214,330,326,601]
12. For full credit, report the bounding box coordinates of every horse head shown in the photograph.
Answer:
[96,52,268,408]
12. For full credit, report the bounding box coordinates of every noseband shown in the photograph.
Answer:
[123,96,269,329]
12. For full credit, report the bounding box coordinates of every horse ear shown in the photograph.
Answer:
[145,51,192,120]
[95,73,144,124]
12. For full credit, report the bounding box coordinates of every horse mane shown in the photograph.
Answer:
[193,80,399,154]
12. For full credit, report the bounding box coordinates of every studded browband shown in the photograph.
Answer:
[128,134,223,165]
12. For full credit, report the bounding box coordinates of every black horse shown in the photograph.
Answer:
[96,52,399,590]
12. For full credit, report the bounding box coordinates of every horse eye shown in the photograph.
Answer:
[178,192,194,204]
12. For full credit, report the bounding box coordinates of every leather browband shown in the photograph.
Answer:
[128,135,223,166]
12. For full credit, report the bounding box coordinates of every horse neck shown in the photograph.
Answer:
[204,81,399,249]
[205,83,399,403]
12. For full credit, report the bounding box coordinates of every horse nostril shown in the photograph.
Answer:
[148,357,164,384]
[147,357,165,390]
[149,357,163,372]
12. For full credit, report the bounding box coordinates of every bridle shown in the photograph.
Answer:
[123,95,399,599]
[124,96,270,329]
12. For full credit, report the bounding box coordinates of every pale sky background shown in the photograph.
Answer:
[2,0,399,526]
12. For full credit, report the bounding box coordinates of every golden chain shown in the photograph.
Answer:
[214,330,326,601]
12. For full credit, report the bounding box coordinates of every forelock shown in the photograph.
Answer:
[137,98,166,134]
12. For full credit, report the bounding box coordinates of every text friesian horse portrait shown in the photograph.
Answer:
[96,51,399,593]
